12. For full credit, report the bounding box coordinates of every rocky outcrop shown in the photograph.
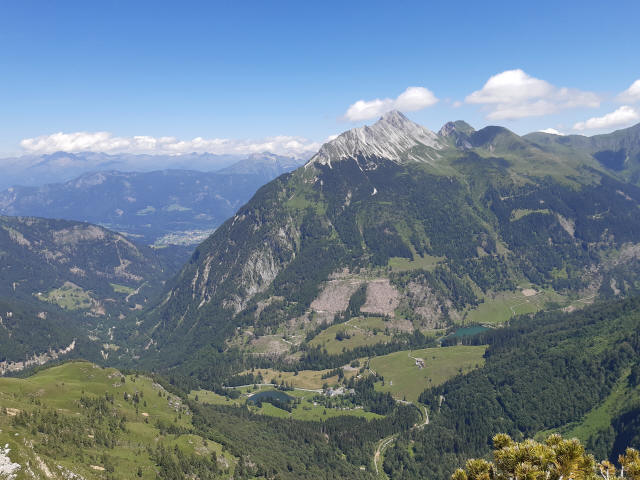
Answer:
[0,340,76,376]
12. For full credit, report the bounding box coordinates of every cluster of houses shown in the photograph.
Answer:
[325,386,356,397]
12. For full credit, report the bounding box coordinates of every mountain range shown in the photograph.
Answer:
[0,154,304,244]
[0,150,304,190]
[2,112,640,479]
[0,151,242,190]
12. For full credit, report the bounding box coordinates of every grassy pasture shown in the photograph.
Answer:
[190,385,382,422]
[110,282,135,294]
[464,288,566,325]
[36,282,94,310]
[308,316,392,354]
[239,366,358,390]
[369,345,487,403]
[388,254,442,272]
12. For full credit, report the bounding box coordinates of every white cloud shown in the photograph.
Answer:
[617,79,640,104]
[344,86,438,122]
[573,105,640,131]
[19,131,321,157]
[465,69,600,120]
[539,128,564,135]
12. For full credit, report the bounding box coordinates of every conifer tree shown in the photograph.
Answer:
[452,434,640,480]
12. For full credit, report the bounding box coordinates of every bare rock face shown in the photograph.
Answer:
[406,281,448,329]
[309,110,444,167]
[360,278,401,317]
[0,339,76,375]
[311,278,363,315]
[221,247,283,313]
[187,209,299,314]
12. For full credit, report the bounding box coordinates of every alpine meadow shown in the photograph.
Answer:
[1,2,640,479]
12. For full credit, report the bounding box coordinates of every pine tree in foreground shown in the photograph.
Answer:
[452,434,640,480]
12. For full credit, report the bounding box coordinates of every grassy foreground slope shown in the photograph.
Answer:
[0,361,233,479]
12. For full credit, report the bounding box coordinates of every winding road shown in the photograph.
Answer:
[374,435,397,476]
[373,405,429,477]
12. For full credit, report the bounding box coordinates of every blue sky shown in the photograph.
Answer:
[1,0,639,157]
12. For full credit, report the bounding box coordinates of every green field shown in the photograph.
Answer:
[0,362,233,479]
[388,254,442,272]
[369,345,487,403]
[510,208,551,221]
[244,334,293,355]
[110,282,136,294]
[238,366,357,390]
[464,288,566,325]
[36,282,94,310]
[309,316,392,354]
[190,386,382,422]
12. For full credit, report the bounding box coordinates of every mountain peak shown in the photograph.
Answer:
[437,120,475,149]
[438,120,475,138]
[378,109,413,127]
[309,110,443,167]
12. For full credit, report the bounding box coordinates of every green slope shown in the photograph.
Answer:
[0,361,234,479]
[524,122,640,184]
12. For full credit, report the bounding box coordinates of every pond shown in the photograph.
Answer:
[450,325,490,338]
[247,390,293,405]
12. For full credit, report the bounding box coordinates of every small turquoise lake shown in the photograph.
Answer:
[451,325,490,337]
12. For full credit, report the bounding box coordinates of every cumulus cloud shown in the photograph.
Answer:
[465,69,600,120]
[19,131,321,157]
[344,86,438,122]
[617,79,640,104]
[573,105,640,131]
[539,128,564,135]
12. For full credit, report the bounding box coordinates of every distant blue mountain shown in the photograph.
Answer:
[0,154,305,244]
[0,151,251,190]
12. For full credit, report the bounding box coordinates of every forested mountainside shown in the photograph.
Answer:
[0,156,303,245]
[0,215,183,365]
[132,111,640,384]
[383,297,640,479]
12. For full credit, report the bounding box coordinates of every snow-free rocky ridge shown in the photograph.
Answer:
[308,110,445,167]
